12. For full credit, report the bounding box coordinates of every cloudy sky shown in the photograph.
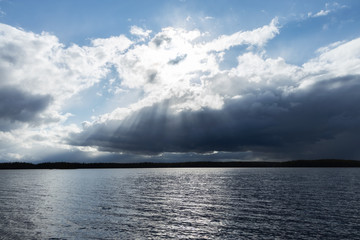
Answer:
[1,0,360,163]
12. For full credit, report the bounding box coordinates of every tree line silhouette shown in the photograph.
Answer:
[0,159,359,169]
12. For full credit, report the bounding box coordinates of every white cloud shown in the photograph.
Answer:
[0,122,82,161]
[92,18,280,120]
[0,23,133,115]
[130,26,152,39]
[313,9,331,17]
[308,2,346,18]
[301,38,360,88]
[200,16,214,21]
[202,17,279,51]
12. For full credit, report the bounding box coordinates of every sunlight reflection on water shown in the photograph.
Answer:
[0,168,359,239]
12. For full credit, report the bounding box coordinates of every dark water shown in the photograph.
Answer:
[0,168,359,239]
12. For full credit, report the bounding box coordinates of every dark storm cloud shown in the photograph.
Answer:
[69,75,360,160]
[0,87,53,131]
[46,151,255,163]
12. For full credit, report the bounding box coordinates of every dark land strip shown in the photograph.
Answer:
[0,159,359,169]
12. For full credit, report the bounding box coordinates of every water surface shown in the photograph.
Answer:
[0,168,359,239]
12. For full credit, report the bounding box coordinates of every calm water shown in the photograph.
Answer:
[0,168,359,239]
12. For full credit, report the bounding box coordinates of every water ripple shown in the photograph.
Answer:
[0,168,359,239]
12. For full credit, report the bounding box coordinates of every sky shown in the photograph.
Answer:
[0,0,360,163]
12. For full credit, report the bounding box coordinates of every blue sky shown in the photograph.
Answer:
[1,0,360,162]
[2,1,358,47]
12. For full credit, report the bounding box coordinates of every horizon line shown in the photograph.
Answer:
[1,159,360,169]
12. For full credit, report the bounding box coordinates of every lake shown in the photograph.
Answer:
[0,168,359,239]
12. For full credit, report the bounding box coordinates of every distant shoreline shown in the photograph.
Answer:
[0,159,359,169]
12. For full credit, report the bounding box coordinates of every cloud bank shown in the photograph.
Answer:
[1,17,360,162]
[69,21,360,161]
